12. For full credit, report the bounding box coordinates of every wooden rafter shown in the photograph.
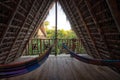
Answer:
[15,0,53,58]
[85,0,113,58]
[71,0,101,58]
[4,0,37,63]
[0,0,21,45]
[14,0,48,59]
[61,0,92,56]
[65,0,92,56]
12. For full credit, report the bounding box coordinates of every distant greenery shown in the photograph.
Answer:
[44,21,77,39]
[24,21,85,55]
[46,28,77,39]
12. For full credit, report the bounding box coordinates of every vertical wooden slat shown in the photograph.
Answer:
[49,39,50,47]
[43,39,45,52]
[28,40,30,55]
[23,38,84,56]
[40,39,42,55]
[37,38,39,55]
[32,39,33,55]
[27,41,29,55]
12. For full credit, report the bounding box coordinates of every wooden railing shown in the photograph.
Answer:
[23,38,85,55]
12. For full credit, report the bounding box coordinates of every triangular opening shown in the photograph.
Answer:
[23,2,86,56]
[44,2,77,39]
[34,2,77,39]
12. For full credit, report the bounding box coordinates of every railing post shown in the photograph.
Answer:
[23,38,85,56]
[40,39,42,54]
[36,39,38,55]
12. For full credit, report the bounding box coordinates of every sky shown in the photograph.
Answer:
[45,2,71,30]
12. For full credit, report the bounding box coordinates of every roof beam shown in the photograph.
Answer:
[15,0,53,58]
[61,0,93,56]
[0,0,21,46]
[15,0,48,58]
[85,0,114,58]
[71,0,101,58]
[4,0,37,63]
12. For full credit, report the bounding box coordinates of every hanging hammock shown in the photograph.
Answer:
[62,43,120,67]
[0,42,56,79]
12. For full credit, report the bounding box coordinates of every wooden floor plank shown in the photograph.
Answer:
[5,55,120,80]
[72,58,94,80]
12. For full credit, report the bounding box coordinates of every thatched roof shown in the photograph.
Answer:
[37,24,47,39]
[0,0,120,72]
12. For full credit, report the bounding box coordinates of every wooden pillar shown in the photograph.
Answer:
[40,39,42,55]
[55,0,58,56]
[28,40,30,55]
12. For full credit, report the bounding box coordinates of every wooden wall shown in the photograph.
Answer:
[59,0,120,72]
[0,0,54,64]
[0,0,120,73]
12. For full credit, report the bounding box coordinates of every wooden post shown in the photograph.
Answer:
[40,39,42,55]
[49,39,50,46]
[32,39,34,55]
[28,40,30,55]
[55,0,58,56]
[37,39,38,55]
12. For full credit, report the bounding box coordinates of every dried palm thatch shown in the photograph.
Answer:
[0,0,120,72]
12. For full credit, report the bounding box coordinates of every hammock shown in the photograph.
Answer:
[0,43,55,79]
[62,43,120,67]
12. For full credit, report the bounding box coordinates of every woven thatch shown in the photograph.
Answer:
[0,0,120,72]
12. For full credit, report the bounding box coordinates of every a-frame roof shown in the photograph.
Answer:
[0,0,120,72]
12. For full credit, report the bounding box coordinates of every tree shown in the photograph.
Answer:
[43,21,77,39]
[44,21,49,27]
[46,28,77,39]
[44,21,50,31]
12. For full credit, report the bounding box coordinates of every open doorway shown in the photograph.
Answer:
[23,2,85,56]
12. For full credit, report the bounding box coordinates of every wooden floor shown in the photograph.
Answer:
[6,55,120,80]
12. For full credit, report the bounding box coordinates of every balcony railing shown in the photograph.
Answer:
[23,38,85,56]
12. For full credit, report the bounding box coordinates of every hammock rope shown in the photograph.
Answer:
[62,43,120,67]
[0,42,56,78]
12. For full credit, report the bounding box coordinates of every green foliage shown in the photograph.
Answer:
[44,21,49,27]
[44,21,77,39]
[46,28,77,39]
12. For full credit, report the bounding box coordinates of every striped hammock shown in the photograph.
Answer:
[62,43,120,67]
[0,43,55,79]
